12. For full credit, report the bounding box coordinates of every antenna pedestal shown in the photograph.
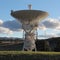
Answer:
[21,20,37,51]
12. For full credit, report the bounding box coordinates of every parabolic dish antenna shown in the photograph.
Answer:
[11,4,48,51]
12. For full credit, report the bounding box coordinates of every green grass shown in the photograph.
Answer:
[0,51,60,55]
[0,51,60,60]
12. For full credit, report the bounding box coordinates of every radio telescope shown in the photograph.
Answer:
[11,4,48,51]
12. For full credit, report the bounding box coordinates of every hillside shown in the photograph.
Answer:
[0,37,60,51]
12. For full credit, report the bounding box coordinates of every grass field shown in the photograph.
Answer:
[0,51,60,55]
[0,51,60,60]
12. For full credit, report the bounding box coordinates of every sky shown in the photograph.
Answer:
[0,0,60,39]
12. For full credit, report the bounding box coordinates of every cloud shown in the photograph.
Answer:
[42,18,60,29]
[0,20,22,34]
[38,33,58,38]
[0,19,13,34]
[0,18,60,36]
[0,19,47,31]
[0,20,3,25]
[57,33,60,37]
[56,26,60,30]
[1,18,60,32]
[38,23,46,30]
[46,33,58,37]
[2,20,22,31]
[38,17,60,38]
[0,27,13,34]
